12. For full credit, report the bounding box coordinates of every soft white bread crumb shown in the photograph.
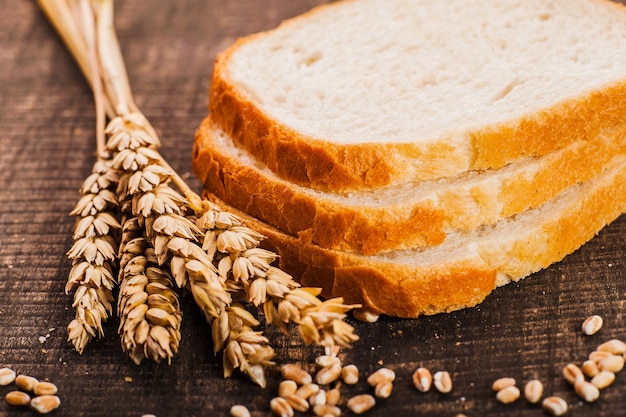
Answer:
[211,0,626,191]
[228,0,626,144]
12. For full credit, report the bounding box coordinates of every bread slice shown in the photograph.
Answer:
[193,117,626,255]
[210,0,626,192]
[203,158,626,318]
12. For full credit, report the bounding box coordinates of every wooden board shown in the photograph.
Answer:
[1,1,625,416]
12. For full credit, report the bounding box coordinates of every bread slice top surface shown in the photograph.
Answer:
[221,0,626,146]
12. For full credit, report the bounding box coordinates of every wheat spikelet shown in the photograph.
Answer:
[213,304,275,388]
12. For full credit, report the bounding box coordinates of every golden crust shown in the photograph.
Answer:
[210,26,626,193]
[193,117,626,255]
[203,158,626,318]
[207,193,498,318]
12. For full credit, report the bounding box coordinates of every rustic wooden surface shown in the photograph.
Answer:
[1,1,625,416]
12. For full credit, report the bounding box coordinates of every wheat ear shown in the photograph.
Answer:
[106,112,276,384]
[117,203,182,364]
[198,201,360,351]
[38,0,360,386]
[66,159,120,353]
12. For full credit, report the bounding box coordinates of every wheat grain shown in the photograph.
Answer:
[5,391,31,407]
[523,379,543,404]
[30,395,61,414]
[325,387,341,406]
[0,368,16,386]
[542,396,568,416]
[347,394,376,414]
[33,382,58,396]
[230,405,251,417]
[342,364,359,385]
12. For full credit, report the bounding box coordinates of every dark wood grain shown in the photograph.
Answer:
[1,1,625,416]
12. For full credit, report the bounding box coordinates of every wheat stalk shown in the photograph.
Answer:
[45,0,119,353]
[38,0,360,386]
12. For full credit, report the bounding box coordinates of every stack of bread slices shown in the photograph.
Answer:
[193,0,626,319]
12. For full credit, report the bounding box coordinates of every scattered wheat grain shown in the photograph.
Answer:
[30,395,61,414]
[284,393,309,412]
[33,381,58,396]
[562,363,584,385]
[0,368,16,386]
[5,391,30,407]
[15,375,38,392]
[433,371,453,393]
[280,364,312,385]
[309,389,326,407]
[342,364,359,385]
[523,379,543,404]
[491,377,516,392]
[496,385,520,404]
[230,405,251,417]
[589,350,612,363]
[295,383,319,400]
[315,363,342,386]
[347,394,376,414]
[312,403,341,417]
[574,380,600,402]
[352,309,379,323]
[582,360,600,378]
[597,339,626,355]
[412,367,432,393]
[315,355,341,368]
[591,370,615,389]
[326,387,341,406]
[542,396,568,416]
[278,380,298,398]
[270,397,294,417]
[598,354,624,373]
[375,381,393,399]
[367,368,395,387]
[582,315,603,335]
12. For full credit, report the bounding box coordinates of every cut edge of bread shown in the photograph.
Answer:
[193,116,626,255]
[202,159,626,318]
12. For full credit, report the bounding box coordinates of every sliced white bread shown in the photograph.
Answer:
[203,158,626,318]
[210,0,626,192]
[193,117,626,255]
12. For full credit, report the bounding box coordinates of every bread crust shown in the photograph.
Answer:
[193,117,626,255]
[203,160,626,318]
[209,1,626,193]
